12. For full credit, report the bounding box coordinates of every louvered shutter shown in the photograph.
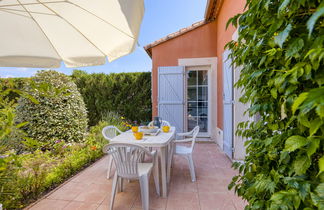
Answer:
[223,50,234,158]
[158,66,185,133]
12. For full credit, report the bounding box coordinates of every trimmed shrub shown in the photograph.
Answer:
[71,70,152,126]
[227,0,323,209]
[16,70,88,143]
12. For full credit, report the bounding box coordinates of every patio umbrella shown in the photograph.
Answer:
[0,0,144,68]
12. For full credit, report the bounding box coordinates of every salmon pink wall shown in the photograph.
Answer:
[151,21,217,117]
[214,0,246,129]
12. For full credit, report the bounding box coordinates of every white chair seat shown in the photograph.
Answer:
[175,145,192,155]
[138,163,153,176]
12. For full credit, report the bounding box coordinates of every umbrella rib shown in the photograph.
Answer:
[66,0,135,40]
[35,0,108,57]
[0,1,67,8]
[16,0,64,66]
[0,7,57,16]
[0,8,32,18]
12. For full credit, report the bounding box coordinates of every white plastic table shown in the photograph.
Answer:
[110,127,176,197]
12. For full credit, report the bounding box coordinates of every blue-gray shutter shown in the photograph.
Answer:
[158,66,185,133]
[223,50,233,159]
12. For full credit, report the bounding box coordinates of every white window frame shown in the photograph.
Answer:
[178,57,217,138]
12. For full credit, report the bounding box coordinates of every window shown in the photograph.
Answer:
[187,70,208,132]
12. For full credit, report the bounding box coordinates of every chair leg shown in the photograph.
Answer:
[167,143,174,183]
[153,156,160,196]
[139,174,150,210]
[187,155,196,182]
[107,155,113,179]
[118,178,124,192]
[110,173,118,210]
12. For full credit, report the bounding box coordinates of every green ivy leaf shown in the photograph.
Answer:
[319,156,324,175]
[306,138,320,157]
[293,155,311,175]
[309,118,323,136]
[307,4,324,36]
[311,183,324,208]
[292,92,309,114]
[298,115,311,128]
[286,38,304,58]
[284,135,308,152]
[271,88,278,99]
[316,104,324,118]
[278,0,291,13]
[274,24,292,48]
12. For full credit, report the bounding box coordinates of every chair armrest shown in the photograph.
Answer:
[115,127,124,134]
[176,132,192,137]
[174,139,193,143]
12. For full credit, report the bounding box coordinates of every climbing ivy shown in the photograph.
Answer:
[226,0,324,209]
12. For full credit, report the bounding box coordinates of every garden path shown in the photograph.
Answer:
[27,143,246,210]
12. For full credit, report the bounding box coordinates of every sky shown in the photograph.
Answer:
[0,0,207,78]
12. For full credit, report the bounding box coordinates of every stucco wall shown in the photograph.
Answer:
[214,0,246,129]
[151,21,217,118]
[150,0,246,131]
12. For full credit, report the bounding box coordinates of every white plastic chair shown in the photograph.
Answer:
[171,126,200,182]
[148,120,171,127]
[103,143,160,210]
[102,126,124,179]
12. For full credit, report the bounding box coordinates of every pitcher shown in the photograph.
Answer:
[153,116,162,128]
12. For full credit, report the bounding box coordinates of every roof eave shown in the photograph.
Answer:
[143,0,218,58]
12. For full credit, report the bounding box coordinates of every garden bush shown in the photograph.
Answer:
[16,70,88,144]
[226,0,324,209]
[0,109,129,209]
[71,70,152,126]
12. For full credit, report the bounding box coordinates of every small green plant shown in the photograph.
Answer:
[16,70,88,144]
[226,0,324,209]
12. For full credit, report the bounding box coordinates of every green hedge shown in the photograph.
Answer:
[227,0,323,209]
[1,70,152,127]
[71,70,152,126]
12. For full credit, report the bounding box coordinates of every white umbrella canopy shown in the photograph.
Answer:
[0,0,144,68]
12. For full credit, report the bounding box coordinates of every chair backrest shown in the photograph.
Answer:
[189,126,200,151]
[148,120,171,127]
[102,126,123,141]
[103,143,153,179]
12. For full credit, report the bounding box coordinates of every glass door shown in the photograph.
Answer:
[187,69,209,134]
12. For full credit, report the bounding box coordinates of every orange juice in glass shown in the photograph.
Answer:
[131,126,138,133]
[162,126,170,133]
[133,132,143,140]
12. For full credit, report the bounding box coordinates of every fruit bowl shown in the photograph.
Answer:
[139,126,159,134]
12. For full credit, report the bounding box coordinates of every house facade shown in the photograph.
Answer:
[144,0,248,160]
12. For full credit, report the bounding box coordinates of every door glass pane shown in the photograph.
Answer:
[187,70,208,133]
[198,101,208,107]
[198,117,208,132]
[187,87,197,101]
[198,86,208,101]
[198,107,208,117]
[188,116,197,131]
[187,71,197,86]
[198,71,208,85]
[188,102,197,117]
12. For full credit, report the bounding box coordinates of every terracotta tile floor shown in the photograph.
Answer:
[27,143,246,210]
